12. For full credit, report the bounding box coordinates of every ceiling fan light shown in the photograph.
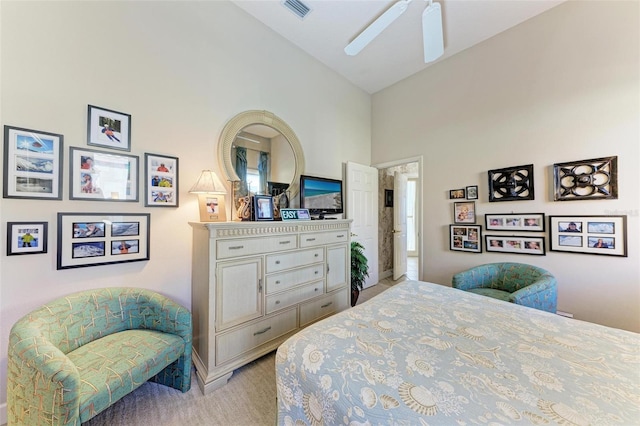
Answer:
[423,2,444,63]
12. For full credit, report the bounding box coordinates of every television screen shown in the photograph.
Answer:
[300,175,343,217]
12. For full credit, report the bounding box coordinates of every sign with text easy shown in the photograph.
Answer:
[281,209,311,221]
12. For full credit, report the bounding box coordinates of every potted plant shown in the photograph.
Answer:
[350,241,369,307]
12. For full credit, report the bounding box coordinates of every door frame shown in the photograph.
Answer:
[373,156,423,281]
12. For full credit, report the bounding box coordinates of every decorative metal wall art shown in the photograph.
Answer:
[488,164,534,202]
[553,156,617,201]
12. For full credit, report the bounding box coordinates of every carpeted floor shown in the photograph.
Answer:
[85,282,393,425]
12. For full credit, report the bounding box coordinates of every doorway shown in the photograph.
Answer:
[374,157,423,282]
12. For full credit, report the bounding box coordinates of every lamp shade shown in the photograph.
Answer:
[189,170,227,194]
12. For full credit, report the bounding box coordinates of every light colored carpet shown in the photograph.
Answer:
[85,282,393,426]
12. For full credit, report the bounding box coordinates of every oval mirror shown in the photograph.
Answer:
[218,110,305,211]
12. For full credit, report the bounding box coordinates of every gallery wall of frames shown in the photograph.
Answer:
[3,105,180,268]
[448,157,627,258]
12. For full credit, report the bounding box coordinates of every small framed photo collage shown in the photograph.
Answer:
[3,105,178,265]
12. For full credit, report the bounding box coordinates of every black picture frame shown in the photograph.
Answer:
[144,153,179,207]
[485,235,546,256]
[69,147,139,202]
[385,189,393,207]
[553,156,618,201]
[450,224,482,253]
[488,164,534,202]
[3,125,64,200]
[254,195,274,221]
[7,221,48,255]
[57,213,150,269]
[87,105,132,151]
[549,215,627,257]
[465,185,478,200]
[485,213,545,232]
[449,188,465,199]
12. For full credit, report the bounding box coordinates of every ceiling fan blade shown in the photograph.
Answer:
[345,0,413,56]
[423,1,444,63]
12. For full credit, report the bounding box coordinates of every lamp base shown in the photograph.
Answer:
[198,194,227,222]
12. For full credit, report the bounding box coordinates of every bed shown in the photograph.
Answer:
[276,280,640,425]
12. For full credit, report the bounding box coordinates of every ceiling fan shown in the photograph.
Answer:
[344,0,444,63]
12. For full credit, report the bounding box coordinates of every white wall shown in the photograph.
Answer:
[0,0,371,415]
[372,1,639,332]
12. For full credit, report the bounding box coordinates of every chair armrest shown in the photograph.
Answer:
[452,265,499,291]
[8,331,81,425]
[510,277,558,312]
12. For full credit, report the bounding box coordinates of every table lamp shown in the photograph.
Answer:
[189,170,227,222]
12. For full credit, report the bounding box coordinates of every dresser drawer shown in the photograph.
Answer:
[217,234,297,259]
[299,288,349,327]
[266,248,324,274]
[300,230,348,248]
[216,308,297,365]
[265,264,325,294]
[266,281,323,315]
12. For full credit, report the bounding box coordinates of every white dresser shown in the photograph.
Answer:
[189,219,352,393]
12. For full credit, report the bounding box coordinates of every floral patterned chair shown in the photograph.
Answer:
[7,287,192,425]
[452,262,557,313]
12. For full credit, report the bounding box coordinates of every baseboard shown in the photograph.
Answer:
[380,269,392,280]
[1,401,7,426]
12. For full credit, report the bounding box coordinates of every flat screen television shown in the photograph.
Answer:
[299,174,344,218]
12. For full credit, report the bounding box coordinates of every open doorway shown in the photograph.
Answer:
[374,157,422,282]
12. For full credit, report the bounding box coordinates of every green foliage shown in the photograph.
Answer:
[350,241,369,292]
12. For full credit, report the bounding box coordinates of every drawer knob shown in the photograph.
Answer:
[279,241,291,245]
[306,238,316,242]
[315,271,319,274]
[314,288,319,292]
[275,300,280,304]
[275,260,280,264]
[321,302,333,308]
[276,280,281,284]
[253,326,272,336]
[314,253,319,257]
[229,245,244,250]
[337,234,345,238]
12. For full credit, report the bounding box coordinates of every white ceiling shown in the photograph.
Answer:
[232,0,566,94]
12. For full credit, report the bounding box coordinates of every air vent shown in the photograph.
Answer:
[281,0,311,20]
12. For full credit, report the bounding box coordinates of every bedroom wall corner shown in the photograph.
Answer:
[371,0,640,332]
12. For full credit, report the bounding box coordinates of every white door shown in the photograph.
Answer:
[393,172,407,280]
[346,161,379,288]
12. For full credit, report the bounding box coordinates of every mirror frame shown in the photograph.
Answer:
[218,110,305,198]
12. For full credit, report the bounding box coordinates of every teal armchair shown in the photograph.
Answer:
[452,262,557,313]
[7,287,192,425]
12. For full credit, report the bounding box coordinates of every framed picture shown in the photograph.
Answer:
[485,235,546,256]
[7,221,48,255]
[553,156,617,201]
[485,213,545,232]
[549,215,627,257]
[57,213,150,269]
[488,164,534,202]
[3,126,63,200]
[198,194,227,222]
[69,147,138,201]
[144,153,178,207]
[466,185,478,200]
[453,201,476,224]
[385,189,393,207]
[87,105,131,151]
[450,225,482,253]
[449,188,465,199]
[254,195,274,221]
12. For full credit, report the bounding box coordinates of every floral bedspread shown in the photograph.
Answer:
[276,280,640,425]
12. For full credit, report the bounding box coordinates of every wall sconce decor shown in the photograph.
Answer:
[488,164,534,202]
[189,170,227,222]
[553,156,617,201]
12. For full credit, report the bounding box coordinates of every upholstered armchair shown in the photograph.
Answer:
[452,262,557,313]
[7,287,192,425]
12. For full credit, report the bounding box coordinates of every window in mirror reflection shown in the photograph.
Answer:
[246,169,261,194]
